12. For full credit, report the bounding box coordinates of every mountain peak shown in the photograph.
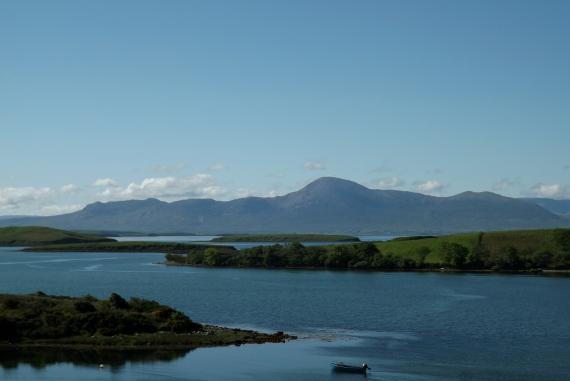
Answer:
[450,191,508,201]
[301,177,369,193]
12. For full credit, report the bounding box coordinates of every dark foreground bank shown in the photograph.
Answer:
[0,292,293,349]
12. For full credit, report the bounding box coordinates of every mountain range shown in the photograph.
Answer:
[1,177,569,234]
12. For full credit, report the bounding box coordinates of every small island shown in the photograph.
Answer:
[211,234,360,242]
[0,226,115,246]
[0,292,293,349]
[24,241,237,254]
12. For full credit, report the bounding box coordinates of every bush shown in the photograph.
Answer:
[109,293,129,309]
[74,301,96,313]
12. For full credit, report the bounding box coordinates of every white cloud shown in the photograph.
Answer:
[0,186,54,210]
[60,184,78,194]
[530,183,570,199]
[370,177,405,189]
[99,175,226,201]
[208,163,226,172]
[414,180,445,194]
[93,178,119,187]
[304,160,327,171]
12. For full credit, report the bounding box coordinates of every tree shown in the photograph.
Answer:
[440,242,468,268]
[324,246,352,268]
[109,293,129,309]
[414,246,430,267]
[529,250,553,269]
[554,229,570,253]
[493,246,521,270]
[203,248,222,266]
[286,242,307,266]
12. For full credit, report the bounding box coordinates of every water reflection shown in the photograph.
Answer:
[0,347,191,370]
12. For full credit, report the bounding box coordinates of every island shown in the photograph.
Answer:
[0,226,115,246]
[211,233,360,242]
[24,241,237,254]
[0,292,293,349]
[165,229,570,272]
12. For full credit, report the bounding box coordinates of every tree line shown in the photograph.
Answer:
[165,230,570,271]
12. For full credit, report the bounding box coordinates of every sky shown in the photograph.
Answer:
[1,0,569,215]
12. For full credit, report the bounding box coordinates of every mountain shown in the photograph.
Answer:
[522,198,570,217]
[1,177,568,234]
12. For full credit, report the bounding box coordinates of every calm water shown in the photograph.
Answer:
[0,247,569,380]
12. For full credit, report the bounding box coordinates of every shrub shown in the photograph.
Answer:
[109,293,129,309]
[74,301,96,313]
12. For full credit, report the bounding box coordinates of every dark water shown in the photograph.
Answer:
[0,247,569,380]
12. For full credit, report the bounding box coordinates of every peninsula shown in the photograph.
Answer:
[0,292,293,349]
[0,226,115,246]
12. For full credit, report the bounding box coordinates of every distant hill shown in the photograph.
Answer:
[0,177,569,234]
[522,198,570,217]
[0,226,115,246]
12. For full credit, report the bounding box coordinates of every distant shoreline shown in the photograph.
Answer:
[163,261,570,275]
[211,234,360,243]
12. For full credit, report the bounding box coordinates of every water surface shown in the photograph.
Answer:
[0,247,568,380]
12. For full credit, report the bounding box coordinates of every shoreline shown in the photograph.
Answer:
[163,261,570,275]
[0,326,295,351]
[0,293,296,351]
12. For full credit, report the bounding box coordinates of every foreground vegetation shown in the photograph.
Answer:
[0,226,115,246]
[24,241,237,254]
[0,293,292,348]
[212,234,359,242]
[166,229,570,272]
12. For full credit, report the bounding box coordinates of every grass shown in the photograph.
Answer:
[375,233,480,264]
[375,229,570,265]
[212,233,360,242]
[0,226,115,246]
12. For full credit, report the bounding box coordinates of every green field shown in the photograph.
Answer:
[0,226,115,246]
[212,233,360,242]
[375,229,570,265]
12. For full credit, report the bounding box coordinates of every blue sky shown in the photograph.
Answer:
[1,0,569,215]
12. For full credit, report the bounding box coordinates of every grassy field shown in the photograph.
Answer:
[375,233,479,264]
[212,233,360,242]
[0,226,115,246]
[375,229,569,265]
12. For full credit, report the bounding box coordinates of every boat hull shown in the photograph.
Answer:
[331,363,368,374]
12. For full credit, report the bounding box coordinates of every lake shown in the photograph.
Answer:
[0,247,569,380]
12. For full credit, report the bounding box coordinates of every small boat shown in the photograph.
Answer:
[331,362,370,374]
